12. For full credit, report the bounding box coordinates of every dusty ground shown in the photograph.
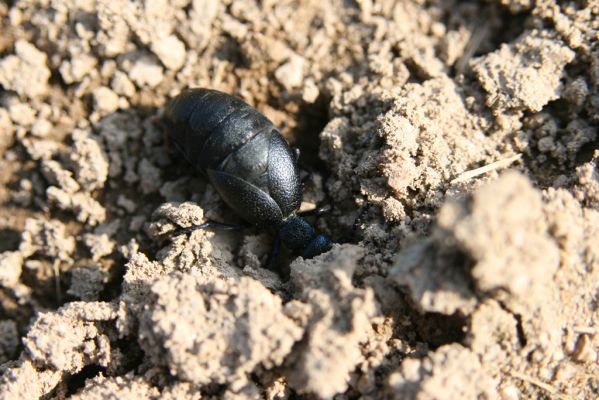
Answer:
[0,0,597,399]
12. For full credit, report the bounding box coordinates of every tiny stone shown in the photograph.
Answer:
[8,8,22,25]
[0,108,13,130]
[31,119,52,137]
[129,56,164,88]
[430,22,446,37]
[0,251,23,288]
[563,77,589,106]
[151,35,186,71]
[573,335,597,363]
[59,53,97,84]
[499,384,520,400]
[83,233,115,261]
[0,108,14,149]
[275,55,305,91]
[111,71,135,97]
[302,79,320,103]
[22,138,60,160]
[0,40,50,98]
[9,103,36,126]
[70,129,109,192]
[93,86,120,114]
[100,60,117,79]
[554,361,578,381]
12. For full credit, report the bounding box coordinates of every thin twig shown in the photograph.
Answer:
[53,259,62,305]
[573,326,597,335]
[510,371,574,400]
[451,154,522,184]
[455,24,489,76]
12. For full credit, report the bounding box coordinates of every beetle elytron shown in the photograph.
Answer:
[163,88,332,261]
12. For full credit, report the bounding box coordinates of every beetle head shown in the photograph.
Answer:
[279,216,332,258]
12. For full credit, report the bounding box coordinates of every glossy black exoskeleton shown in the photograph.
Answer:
[163,88,332,261]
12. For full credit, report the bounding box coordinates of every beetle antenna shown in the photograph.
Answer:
[297,204,331,218]
[168,220,246,238]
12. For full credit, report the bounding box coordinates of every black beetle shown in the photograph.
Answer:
[163,88,332,261]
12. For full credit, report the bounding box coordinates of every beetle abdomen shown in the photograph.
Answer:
[164,88,301,226]
[165,89,269,171]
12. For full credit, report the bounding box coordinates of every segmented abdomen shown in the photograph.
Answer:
[164,88,301,221]
[165,89,273,181]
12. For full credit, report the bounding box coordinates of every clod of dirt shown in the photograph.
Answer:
[83,233,115,262]
[380,78,495,206]
[118,202,239,336]
[69,130,110,192]
[466,299,521,378]
[0,40,50,99]
[391,171,560,314]
[46,188,107,226]
[0,251,23,289]
[92,86,120,115]
[574,152,599,207]
[31,128,110,226]
[390,238,477,316]
[388,343,495,399]
[1,0,597,398]
[68,375,159,400]
[139,273,303,392]
[59,53,97,85]
[145,201,238,275]
[70,375,199,399]
[320,74,501,240]
[7,102,36,128]
[41,159,80,194]
[128,55,164,89]
[23,301,116,373]
[0,359,62,399]
[67,265,106,301]
[137,158,162,194]
[21,138,62,161]
[437,171,560,309]
[0,108,15,151]
[285,244,378,398]
[19,218,75,262]
[392,169,599,398]
[0,320,18,364]
[151,35,187,72]
[472,31,575,113]
[110,71,136,98]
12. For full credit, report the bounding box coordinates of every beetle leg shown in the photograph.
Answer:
[264,234,281,270]
[170,220,246,237]
[297,204,331,217]
[294,148,317,186]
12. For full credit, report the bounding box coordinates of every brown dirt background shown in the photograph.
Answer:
[0,0,598,399]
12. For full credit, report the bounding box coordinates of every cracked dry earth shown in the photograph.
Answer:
[0,0,598,399]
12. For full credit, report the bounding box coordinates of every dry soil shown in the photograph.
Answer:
[0,1,597,399]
